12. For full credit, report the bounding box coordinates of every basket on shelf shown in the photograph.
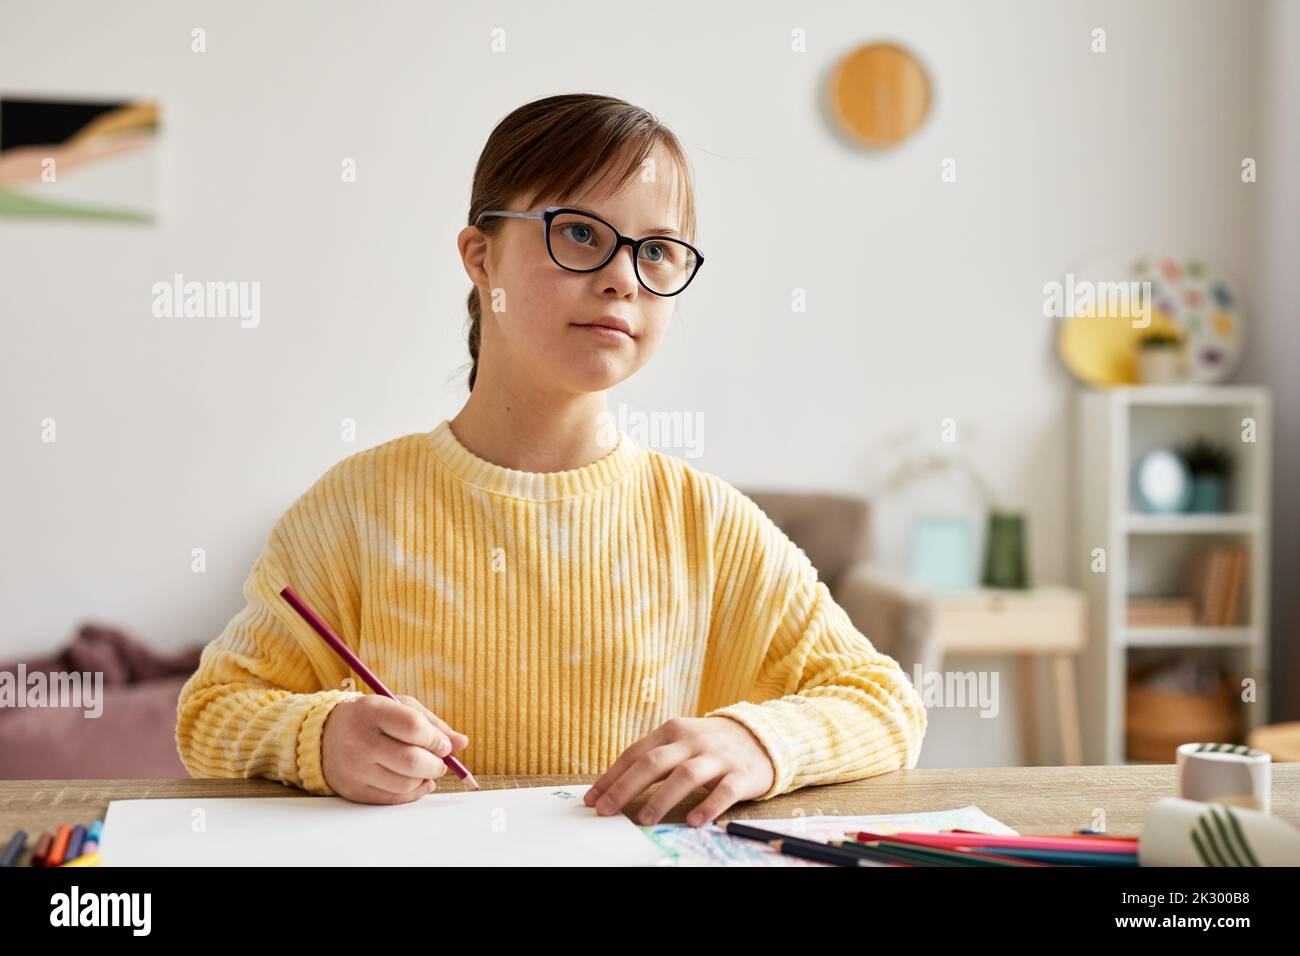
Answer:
[1125,680,1241,762]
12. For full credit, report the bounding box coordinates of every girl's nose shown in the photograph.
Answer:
[596,245,641,295]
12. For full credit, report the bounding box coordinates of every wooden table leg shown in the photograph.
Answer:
[1020,656,1038,766]
[1054,653,1083,766]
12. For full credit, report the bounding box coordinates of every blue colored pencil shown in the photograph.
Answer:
[66,824,86,861]
[83,819,103,853]
[1,831,27,868]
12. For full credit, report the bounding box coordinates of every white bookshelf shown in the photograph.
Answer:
[1076,384,1271,765]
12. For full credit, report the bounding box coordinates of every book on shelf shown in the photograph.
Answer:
[1130,544,1249,629]
[1222,545,1247,626]
[1191,543,1249,627]
[1126,597,1197,627]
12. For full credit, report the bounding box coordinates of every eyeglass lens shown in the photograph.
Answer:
[548,211,697,295]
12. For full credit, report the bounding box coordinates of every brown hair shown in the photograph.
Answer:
[463,93,697,392]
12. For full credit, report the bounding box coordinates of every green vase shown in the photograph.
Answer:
[982,511,1030,589]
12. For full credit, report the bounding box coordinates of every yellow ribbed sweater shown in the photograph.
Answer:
[175,420,927,800]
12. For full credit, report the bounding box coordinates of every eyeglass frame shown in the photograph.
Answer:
[473,204,704,297]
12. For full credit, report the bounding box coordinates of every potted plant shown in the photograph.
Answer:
[1136,329,1184,384]
[1180,437,1232,513]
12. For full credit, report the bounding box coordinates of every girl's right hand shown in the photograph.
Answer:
[320,694,470,804]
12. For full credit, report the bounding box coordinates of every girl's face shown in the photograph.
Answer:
[461,144,689,395]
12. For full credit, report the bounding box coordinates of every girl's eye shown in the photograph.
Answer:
[641,242,673,264]
[561,223,597,246]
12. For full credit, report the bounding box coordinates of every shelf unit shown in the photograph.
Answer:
[1076,384,1271,765]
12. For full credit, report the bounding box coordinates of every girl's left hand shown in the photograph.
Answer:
[582,716,776,827]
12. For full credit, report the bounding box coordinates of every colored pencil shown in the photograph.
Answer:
[46,825,72,867]
[834,838,1029,867]
[861,830,1138,854]
[1,831,27,868]
[723,822,890,866]
[59,852,101,867]
[65,824,86,861]
[725,821,1038,868]
[953,846,1139,866]
[956,826,1138,842]
[30,832,52,867]
[82,819,103,854]
[279,585,479,790]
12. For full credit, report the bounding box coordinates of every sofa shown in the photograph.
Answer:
[740,490,941,677]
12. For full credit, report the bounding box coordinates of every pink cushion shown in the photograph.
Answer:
[0,676,190,779]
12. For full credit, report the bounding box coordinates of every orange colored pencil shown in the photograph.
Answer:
[46,825,72,867]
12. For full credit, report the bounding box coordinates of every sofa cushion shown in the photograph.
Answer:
[0,675,189,779]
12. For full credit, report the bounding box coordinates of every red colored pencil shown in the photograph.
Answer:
[859,830,1138,854]
[30,832,53,867]
[279,585,479,791]
[956,827,1139,841]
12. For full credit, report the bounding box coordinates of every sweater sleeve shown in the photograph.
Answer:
[175,478,365,796]
[700,485,928,801]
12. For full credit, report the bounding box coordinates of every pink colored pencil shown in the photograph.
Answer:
[279,585,480,791]
[858,831,1138,854]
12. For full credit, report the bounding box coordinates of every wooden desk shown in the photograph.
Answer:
[3,765,1297,866]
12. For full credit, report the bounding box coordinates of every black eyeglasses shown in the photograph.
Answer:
[473,205,704,296]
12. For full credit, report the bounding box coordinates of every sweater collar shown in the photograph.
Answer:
[426,419,642,501]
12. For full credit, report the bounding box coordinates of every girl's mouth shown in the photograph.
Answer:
[572,323,634,342]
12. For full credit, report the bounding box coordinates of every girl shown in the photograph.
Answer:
[176,93,927,828]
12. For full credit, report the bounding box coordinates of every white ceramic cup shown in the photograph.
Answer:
[1176,742,1272,814]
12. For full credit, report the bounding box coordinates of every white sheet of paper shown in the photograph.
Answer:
[100,784,668,866]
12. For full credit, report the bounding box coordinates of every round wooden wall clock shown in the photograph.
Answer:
[831,42,932,148]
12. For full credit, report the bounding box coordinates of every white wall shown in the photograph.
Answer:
[1241,0,1300,723]
[2,0,1293,764]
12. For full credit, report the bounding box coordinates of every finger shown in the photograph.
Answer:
[367,762,436,795]
[684,772,748,827]
[352,778,437,805]
[591,742,691,817]
[391,696,454,754]
[584,743,643,806]
[636,756,723,826]
[398,696,470,750]
[372,736,448,781]
[373,698,444,750]
[409,700,470,746]
[433,717,470,750]
[584,725,671,806]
